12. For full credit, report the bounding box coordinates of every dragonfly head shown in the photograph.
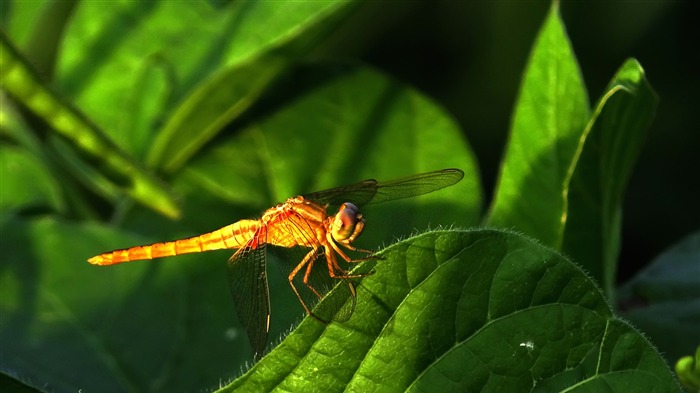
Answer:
[331,202,365,243]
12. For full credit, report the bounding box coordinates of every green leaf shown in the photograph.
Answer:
[145,52,290,173]
[177,63,482,233]
[618,231,700,364]
[0,32,180,219]
[562,59,659,298]
[221,230,679,392]
[20,0,76,79]
[487,2,590,246]
[484,2,659,299]
[146,1,365,173]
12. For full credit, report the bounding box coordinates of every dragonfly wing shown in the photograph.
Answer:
[270,248,357,323]
[303,168,464,208]
[226,231,270,360]
[302,179,379,207]
[269,212,357,323]
[304,252,357,323]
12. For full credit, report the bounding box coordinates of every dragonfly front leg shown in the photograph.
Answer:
[326,232,376,266]
[336,238,374,256]
[324,233,372,279]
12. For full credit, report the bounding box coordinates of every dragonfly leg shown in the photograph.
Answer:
[326,232,375,264]
[302,249,326,301]
[324,233,371,279]
[288,248,320,316]
[337,240,374,255]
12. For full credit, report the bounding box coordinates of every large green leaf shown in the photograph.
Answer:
[222,230,679,392]
[486,2,590,245]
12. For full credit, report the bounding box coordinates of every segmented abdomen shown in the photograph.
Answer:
[88,219,260,266]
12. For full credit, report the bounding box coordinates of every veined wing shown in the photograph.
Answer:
[302,168,464,208]
[226,229,270,361]
[268,209,357,323]
[228,207,358,359]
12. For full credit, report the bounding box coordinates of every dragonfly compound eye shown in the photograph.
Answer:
[332,203,363,240]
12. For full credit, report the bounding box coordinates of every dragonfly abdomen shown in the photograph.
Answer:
[87,220,260,266]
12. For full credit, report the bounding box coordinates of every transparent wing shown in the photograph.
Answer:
[302,168,464,208]
[269,212,358,323]
[307,256,357,323]
[226,229,270,360]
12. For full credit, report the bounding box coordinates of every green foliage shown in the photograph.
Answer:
[0,1,690,392]
[224,230,677,392]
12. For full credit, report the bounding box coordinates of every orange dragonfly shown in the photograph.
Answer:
[88,168,463,359]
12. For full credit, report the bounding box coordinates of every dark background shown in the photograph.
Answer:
[329,1,698,283]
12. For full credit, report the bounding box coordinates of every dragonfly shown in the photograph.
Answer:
[88,168,464,359]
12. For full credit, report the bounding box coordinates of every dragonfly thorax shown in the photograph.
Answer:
[330,202,365,243]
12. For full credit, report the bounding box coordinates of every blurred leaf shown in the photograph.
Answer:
[222,230,679,392]
[22,0,77,78]
[618,231,700,364]
[486,2,590,245]
[0,1,47,45]
[179,63,482,230]
[146,52,289,173]
[147,1,364,173]
[0,215,237,392]
[561,59,658,298]
[0,145,63,213]
[0,32,180,218]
